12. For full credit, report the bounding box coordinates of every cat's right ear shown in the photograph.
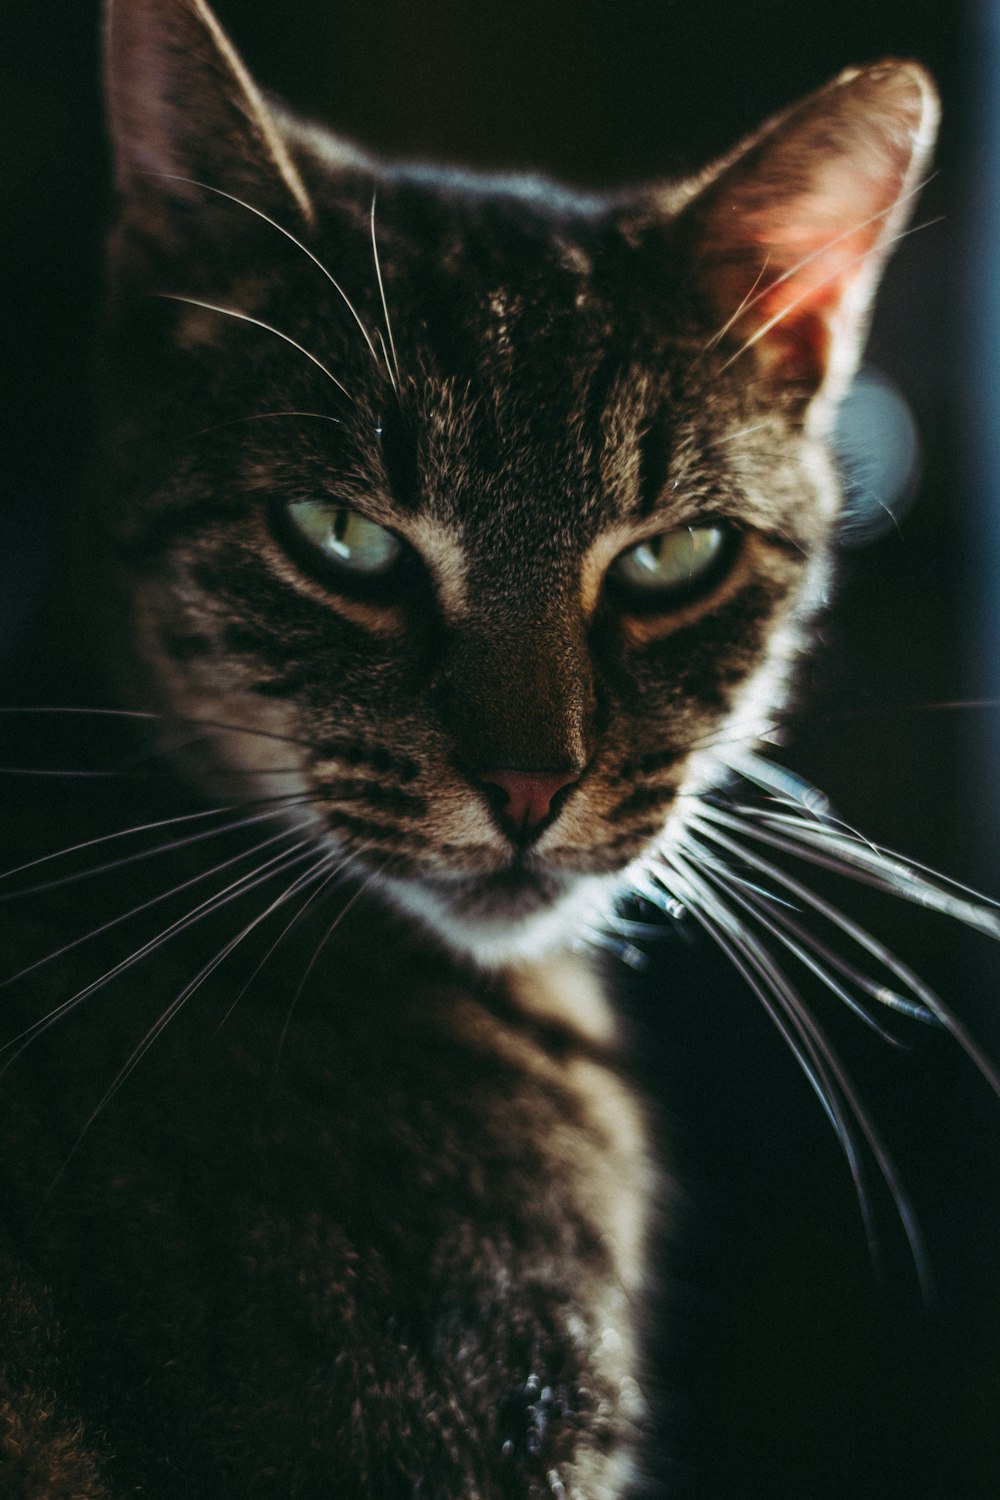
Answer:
[676,62,938,415]
[104,0,314,260]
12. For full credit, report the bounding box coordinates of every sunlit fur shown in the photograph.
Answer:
[1,4,989,1496]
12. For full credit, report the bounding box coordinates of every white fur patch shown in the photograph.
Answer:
[378,868,620,968]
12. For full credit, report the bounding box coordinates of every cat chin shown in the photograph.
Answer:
[378,867,620,967]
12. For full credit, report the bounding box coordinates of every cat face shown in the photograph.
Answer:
[99,0,936,957]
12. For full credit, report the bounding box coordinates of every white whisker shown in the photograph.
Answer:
[370,190,402,395]
[659,846,932,1293]
[376,328,393,379]
[742,807,1000,923]
[627,726,1000,1292]
[702,420,776,449]
[149,174,387,378]
[189,410,343,439]
[216,843,360,1032]
[701,797,1000,940]
[718,216,943,374]
[725,860,935,1027]
[653,853,881,1254]
[40,845,330,1207]
[155,294,355,404]
[0,802,301,905]
[0,803,231,887]
[0,704,325,756]
[720,750,836,818]
[684,832,909,1042]
[0,766,167,781]
[705,173,937,354]
[704,254,772,351]
[275,857,384,1067]
[0,823,313,1046]
[686,807,1000,1097]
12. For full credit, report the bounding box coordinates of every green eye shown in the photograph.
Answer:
[609,524,730,602]
[284,500,402,577]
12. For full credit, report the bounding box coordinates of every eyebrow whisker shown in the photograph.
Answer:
[154,294,356,404]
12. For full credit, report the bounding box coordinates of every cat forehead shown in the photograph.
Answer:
[302,145,616,256]
[257,171,709,501]
[289,149,675,351]
[122,91,872,562]
[220,183,678,533]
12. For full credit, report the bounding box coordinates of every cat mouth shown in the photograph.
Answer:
[375,854,616,961]
[427,862,565,919]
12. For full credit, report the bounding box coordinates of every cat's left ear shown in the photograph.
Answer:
[679,62,938,410]
[104,0,314,256]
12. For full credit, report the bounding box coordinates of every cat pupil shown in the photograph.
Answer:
[329,507,350,553]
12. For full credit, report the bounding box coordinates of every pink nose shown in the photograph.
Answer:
[478,769,580,839]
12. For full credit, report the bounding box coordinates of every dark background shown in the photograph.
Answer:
[2,2,998,1496]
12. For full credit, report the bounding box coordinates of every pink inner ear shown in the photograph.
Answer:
[728,158,911,380]
[757,157,906,316]
[748,224,887,380]
[694,63,939,388]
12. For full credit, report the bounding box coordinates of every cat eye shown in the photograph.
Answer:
[282,500,403,578]
[608,524,731,605]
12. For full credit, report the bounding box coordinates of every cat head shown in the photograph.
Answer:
[97,0,937,961]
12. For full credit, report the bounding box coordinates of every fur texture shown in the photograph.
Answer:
[0,2,940,1494]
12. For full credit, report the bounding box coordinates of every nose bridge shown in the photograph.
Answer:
[442,601,596,775]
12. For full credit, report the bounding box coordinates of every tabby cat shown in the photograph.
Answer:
[1,2,990,1496]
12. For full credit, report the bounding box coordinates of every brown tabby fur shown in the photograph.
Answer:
[0,1,937,1494]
